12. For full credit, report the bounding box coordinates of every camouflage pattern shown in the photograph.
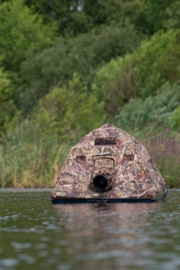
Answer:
[51,124,168,202]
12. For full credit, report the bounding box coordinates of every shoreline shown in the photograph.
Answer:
[0,188,52,192]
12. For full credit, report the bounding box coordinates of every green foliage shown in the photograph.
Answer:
[0,0,56,72]
[24,0,139,35]
[33,73,104,141]
[144,134,180,188]
[92,55,136,117]
[18,22,143,113]
[0,63,15,129]
[93,29,180,118]
[172,106,180,128]
[0,73,104,187]
[25,0,91,35]
[24,0,178,36]
[2,0,180,188]
[164,1,180,30]
[0,118,72,187]
[123,0,171,35]
[114,82,180,136]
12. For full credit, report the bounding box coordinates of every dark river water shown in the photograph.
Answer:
[0,189,180,270]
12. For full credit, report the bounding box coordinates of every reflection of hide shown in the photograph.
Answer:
[52,202,165,269]
[52,202,164,236]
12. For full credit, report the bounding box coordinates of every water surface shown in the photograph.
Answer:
[0,190,179,270]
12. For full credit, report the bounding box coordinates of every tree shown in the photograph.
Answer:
[0,61,15,129]
[18,22,143,113]
[0,0,56,72]
[24,0,179,36]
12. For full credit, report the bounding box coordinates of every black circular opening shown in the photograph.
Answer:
[93,175,108,191]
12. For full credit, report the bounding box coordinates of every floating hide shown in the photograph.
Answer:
[51,124,168,203]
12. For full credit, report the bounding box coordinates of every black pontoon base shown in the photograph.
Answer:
[51,198,157,204]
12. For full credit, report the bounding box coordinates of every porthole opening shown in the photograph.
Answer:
[93,175,108,191]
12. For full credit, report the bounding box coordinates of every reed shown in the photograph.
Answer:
[0,120,72,188]
[1,121,179,188]
[143,129,180,188]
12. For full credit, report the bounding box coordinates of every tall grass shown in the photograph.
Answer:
[143,129,180,188]
[1,119,180,188]
[0,120,72,188]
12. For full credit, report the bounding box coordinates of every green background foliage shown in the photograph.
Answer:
[33,73,104,141]
[92,29,180,118]
[18,22,142,114]
[1,0,180,187]
[0,63,15,129]
[115,82,180,135]
[0,0,56,72]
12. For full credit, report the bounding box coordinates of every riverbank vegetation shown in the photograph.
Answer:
[1,0,180,188]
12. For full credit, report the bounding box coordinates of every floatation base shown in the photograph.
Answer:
[51,198,157,204]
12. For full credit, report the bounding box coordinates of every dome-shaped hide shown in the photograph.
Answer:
[51,124,168,203]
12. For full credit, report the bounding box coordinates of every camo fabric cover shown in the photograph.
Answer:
[51,124,168,201]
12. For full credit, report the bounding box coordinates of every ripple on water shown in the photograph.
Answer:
[0,190,179,270]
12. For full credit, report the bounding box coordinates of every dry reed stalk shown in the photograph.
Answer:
[143,129,180,188]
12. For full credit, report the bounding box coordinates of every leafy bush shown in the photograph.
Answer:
[0,73,105,187]
[33,73,104,141]
[0,62,15,129]
[24,0,144,35]
[24,0,178,36]
[114,82,180,136]
[18,22,143,113]
[164,1,180,30]
[0,0,56,72]
[171,106,180,128]
[0,118,72,188]
[122,0,174,35]
[92,29,180,118]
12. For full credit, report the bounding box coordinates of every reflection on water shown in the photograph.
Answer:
[0,190,179,269]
